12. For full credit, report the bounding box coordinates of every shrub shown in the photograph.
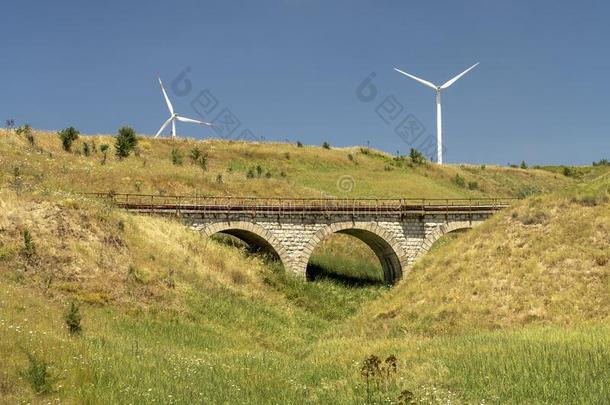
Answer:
[517,185,539,198]
[82,142,91,157]
[5,118,15,130]
[593,158,609,166]
[409,148,426,165]
[22,352,52,394]
[171,148,183,165]
[347,153,354,161]
[256,165,263,177]
[265,171,272,179]
[280,171,287,177]
[562,166,574,177]
[22,228,36,259]
[190,148,208,170]
[296,141,303,148]
[480,164,486,170]
[322,141,331,149]
[58,126,79,151]
[453,174,466,188]
[100,144,109,165]
[246,168,255,179]
[216,174,223,184]
[284,152,290,160]
[520,160,528,169]
[114,126,138,159]
[468,181,479,190]
[64,301,82,335]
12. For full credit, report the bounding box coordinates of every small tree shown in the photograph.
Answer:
[189,147,202,163]
[216,174,223,184]
[171,148,183,165]
[64,301,82,335]
[22,228,36,259]
[322,141,331,149]
[100,144,109,164]
[296,141,303,148]
[114,126,137,159]
[520,160,528,169]
[409,148,426,165]
[82,142,91,156]
[58,127,80,151]
[256,165,263,177]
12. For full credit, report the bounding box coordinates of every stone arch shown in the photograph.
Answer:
[295,222,409,285]
[415,220,478,261]
[201,221,291,269]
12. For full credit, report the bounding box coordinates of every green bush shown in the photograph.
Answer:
[453,174,466,188]
[171,148,183,165]
[22,228,36,259]
[468,181,479,190]
[562,166,574,177]
[114,126,138,159]
[22,352,53,394]
[322,141,331,149]
[100,144,109,165]
[64,301,82,335]
[246,169,255,179]
[520,160,528,169]
[296,141,303,148]
[410,148,426,165]
[58,127,80,152]
[82,142,91,157]
[190,148,208,170]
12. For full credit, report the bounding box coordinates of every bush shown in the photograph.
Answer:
[593,159,609,166]
[409,148,426,165]
[517,185,540,198]
[22,228,36,259]
[82,142,91,157]
[100,144,109,165]
[256,165,263,177]
[296,141,303,148]
[520,160,528,169]
[58,127,79,152]
[453,174,466,188]
[562,166,574,177]
[322,141,331,149]
[114,126,138,159]
[64,301,82,335]
[468,181,479,190]
[189,148,208,170]
[246,169,255,179]
[216,174,223,184]
[171,148,183,165]
[22,352,52,394]
[265,171,272,179]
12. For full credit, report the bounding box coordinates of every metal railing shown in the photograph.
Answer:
[83,192,518,216]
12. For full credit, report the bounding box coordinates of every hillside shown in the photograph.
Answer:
[1,128,608,403]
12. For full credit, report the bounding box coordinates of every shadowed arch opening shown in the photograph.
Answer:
[301,222,408,285]
[416,221,477,261]
[203,222,290,269]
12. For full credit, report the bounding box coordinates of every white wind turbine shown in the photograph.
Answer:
[155,77,214,138]
[394,62,479,164]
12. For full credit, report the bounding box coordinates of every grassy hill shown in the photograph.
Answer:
[0,128,608,403]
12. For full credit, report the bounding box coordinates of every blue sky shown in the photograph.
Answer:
[1,0,608,165]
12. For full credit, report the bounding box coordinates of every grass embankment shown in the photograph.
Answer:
[1,129,609,403]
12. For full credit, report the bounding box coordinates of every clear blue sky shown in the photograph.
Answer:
[2,0,609,165]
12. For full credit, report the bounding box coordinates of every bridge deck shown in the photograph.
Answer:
[86,193,517,216]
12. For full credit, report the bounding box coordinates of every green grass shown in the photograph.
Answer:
[1,129,609,403]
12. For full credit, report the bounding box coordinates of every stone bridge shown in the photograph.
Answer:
[96,194,515,284]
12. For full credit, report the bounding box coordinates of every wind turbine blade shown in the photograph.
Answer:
[158,77,174,114]
[154,116,173,138]
[440,62,479,89]
[175,115,214,126]
[393,68,437,90]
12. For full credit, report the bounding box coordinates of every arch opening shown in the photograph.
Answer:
[302,223,406,285]
[203,222,289,270]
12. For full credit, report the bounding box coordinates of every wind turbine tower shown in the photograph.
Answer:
[394,63,479,164]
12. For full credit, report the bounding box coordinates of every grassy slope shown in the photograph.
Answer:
[1,129,609,403]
